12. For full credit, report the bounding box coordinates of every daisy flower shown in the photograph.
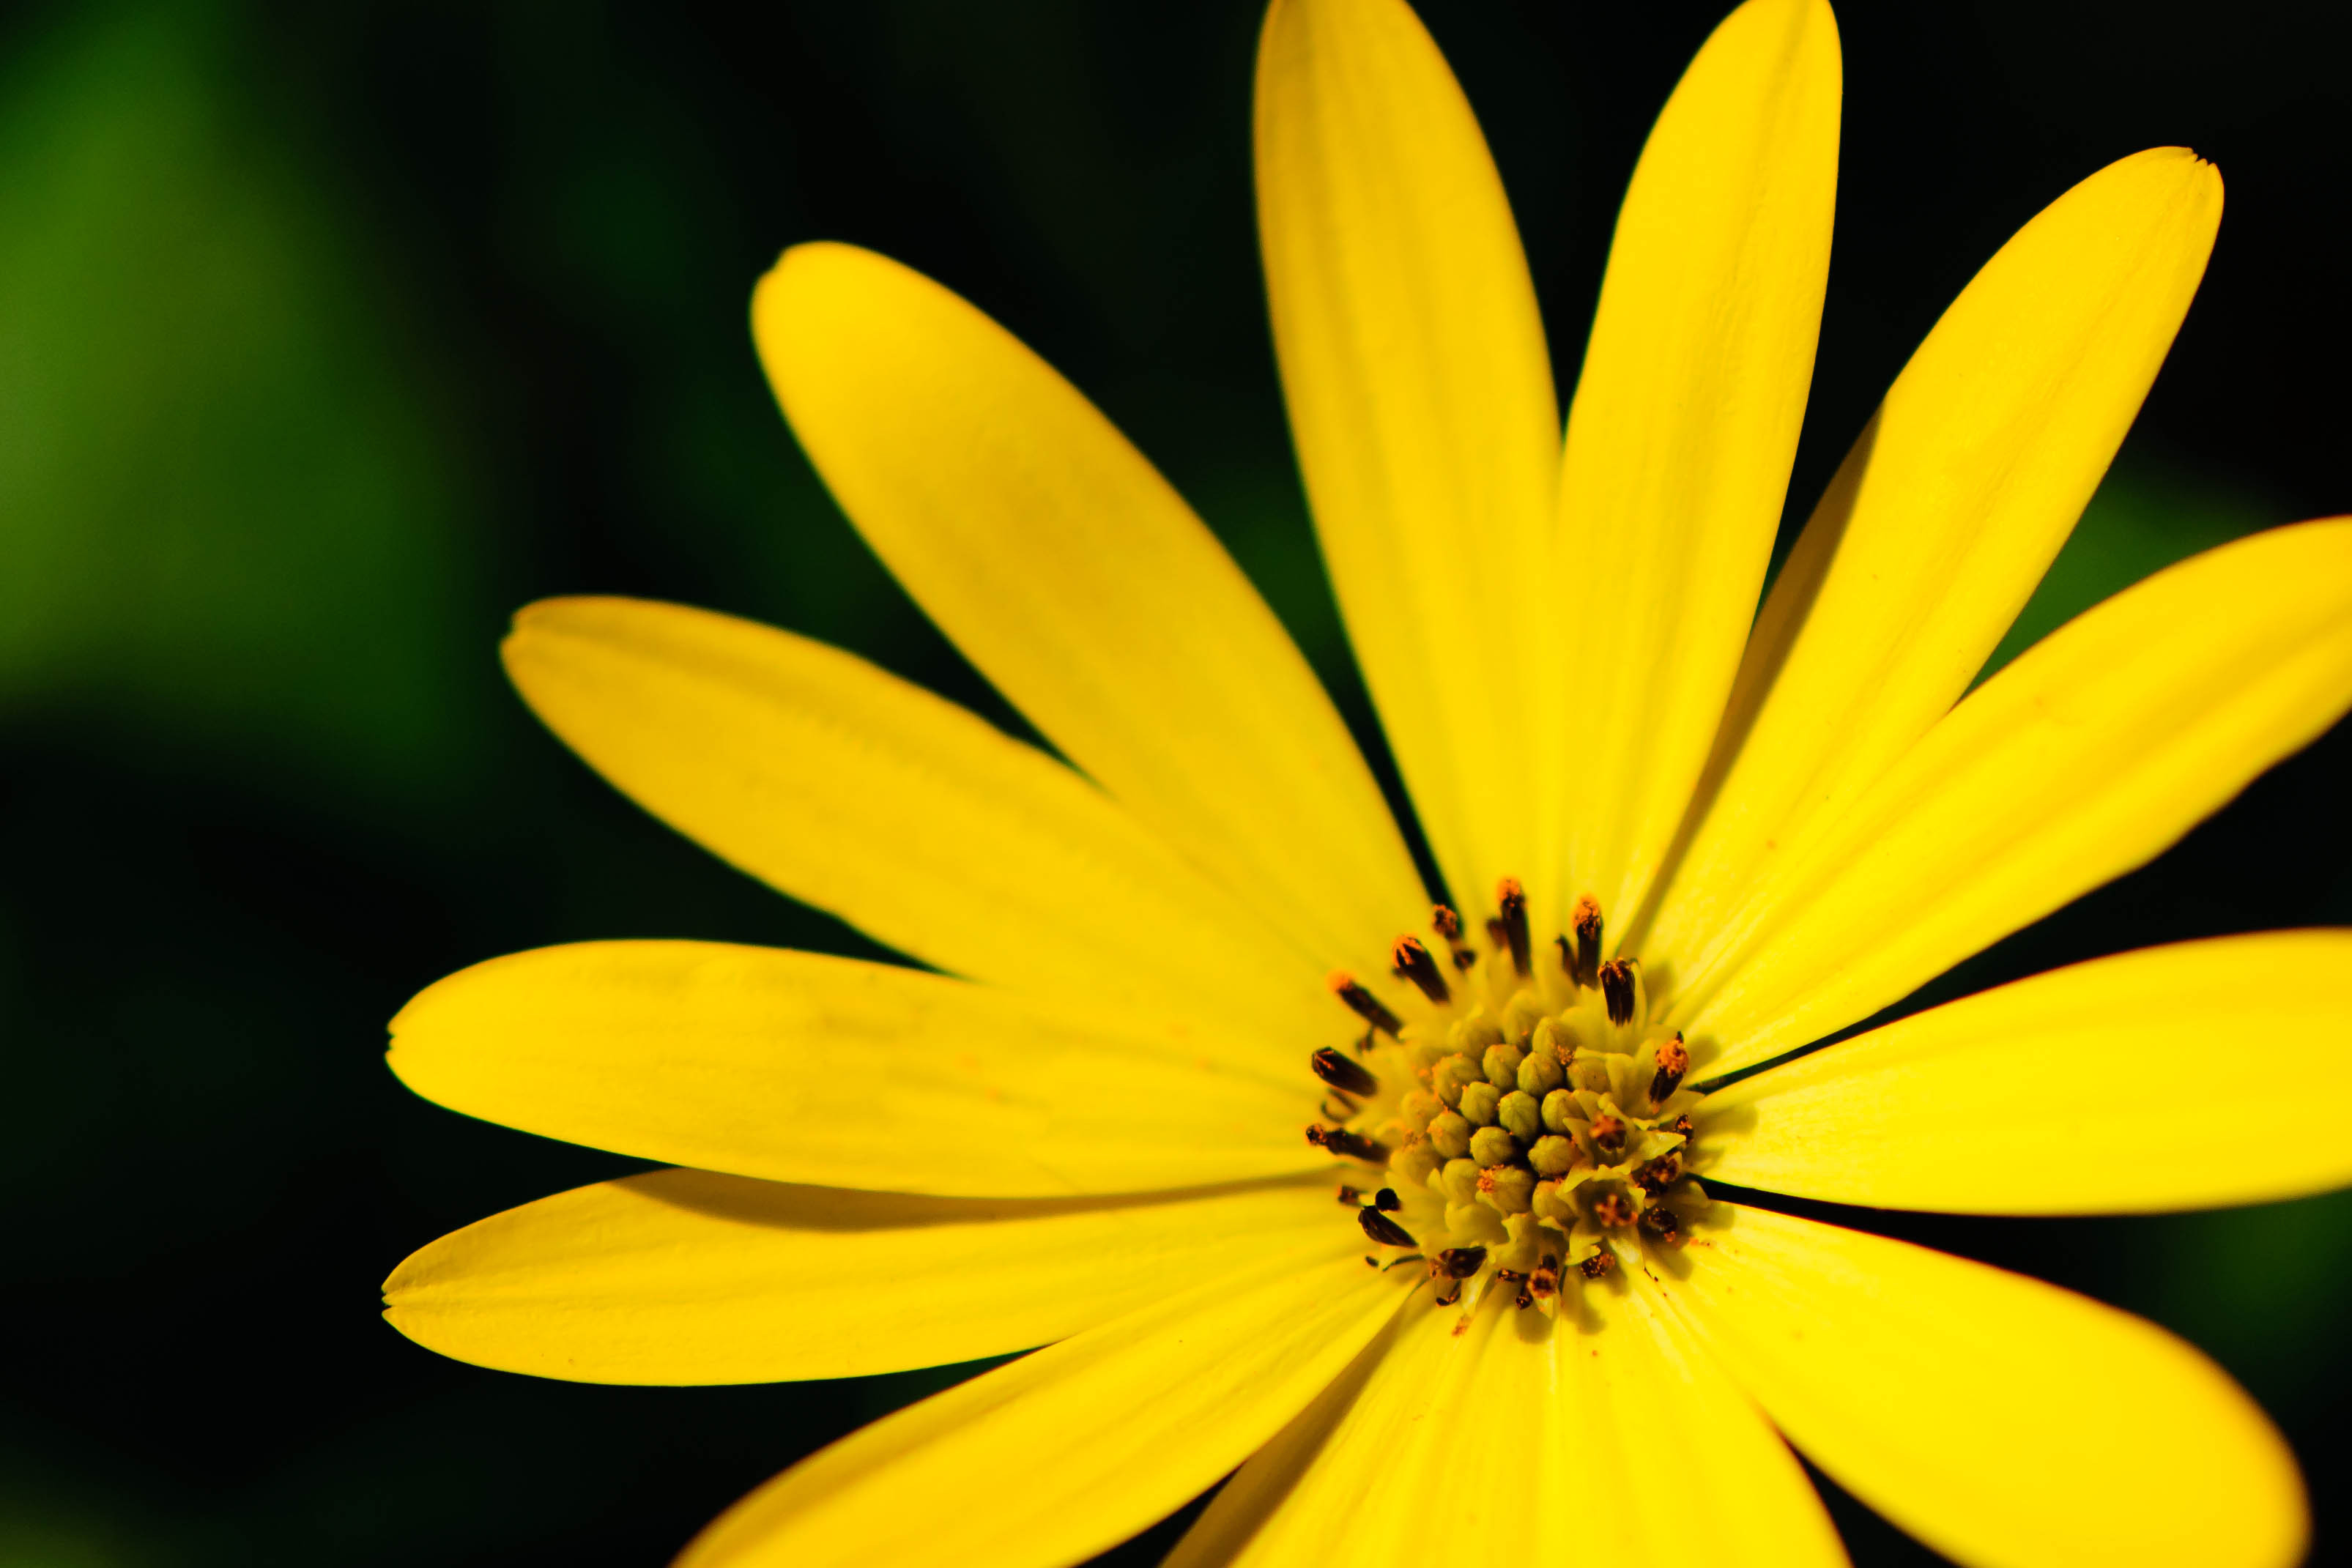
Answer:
[382,0,2352,1564]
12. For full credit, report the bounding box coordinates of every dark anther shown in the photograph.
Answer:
[1589,1113,1626,1156]
[1598,958,1638,1026]
[1310,1046,1379,1098]
[1495,879,1532,976]
[1434,1283,1463,1307]
[1335,1184,1362,1205]
[1650,1033,1689,1103]
[1638,1204,1686,1246]
[1670,1113,1695,1143]
[1593,1192,1636,1228]
[1390,935,1452,1004]
[1358,1206,1417,1249]
[1327,972,1403,1038]
[1432,1246,1488,1280]
[1529,1254,1561,1299]
[1578,1250,1618,1280]
[1496,1268,1531,1310]
[1571,893,1604,987]
[1633,1151,1683,1195]
[1431,908,1477,970]
[1306,1125,1389,1163]
[1373,1187,1402,1212]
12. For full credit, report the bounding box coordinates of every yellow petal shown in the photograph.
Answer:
[1255,0,1562,915]
[1584,1274,1852,1568]
[389,941,1318,1197]
[1169,1298,1531,1567]
[675,1248,1408,1568]
[1662,1205,2307,1568]
[383,1167,1336,1384]
[1702,932,2352,1214]
[1172,1282,1844,1568]
[1554,0,1840,937]
[1644,149,2223,963]
[753,244,1422,969]
[1680,517,2352,1077]
[502,595,1338,1044]
[1155,1314,1398,1568]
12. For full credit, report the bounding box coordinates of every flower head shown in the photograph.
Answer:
[383,1,2352,1565]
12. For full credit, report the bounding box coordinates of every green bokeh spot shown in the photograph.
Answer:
[1976,458,2274,683]
[0,3,484,795]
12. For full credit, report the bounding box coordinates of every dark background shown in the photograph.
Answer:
[3,1,2348,1563]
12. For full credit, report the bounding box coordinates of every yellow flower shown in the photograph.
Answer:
[382,0,2352,1564]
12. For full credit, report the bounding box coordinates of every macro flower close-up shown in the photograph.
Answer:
[365,1,2352,1565]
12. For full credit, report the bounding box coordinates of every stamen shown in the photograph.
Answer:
[1495,1268,1534,1309]
[1390,935,1452,1004]
[1335,1184,1361,1205]
[1578,1250,1618,1280]
[1529,1256,1560,1301]
[1358,1206,1417,1249]
[1310,1046,1379,1098]
[1373,1187,1403,1212]
[1432,905,1478,970]
[1431,1246,1487,1280]
[1571,893,1606,986]
[1589,1113,1627,1156]
[1633,1151,1682,1194]
[1306,1125,1388,1162]
[1593,1192,1635,1228]
[1650,1033,1688,1102]
[1598,958,1637,1026]
[1327,971,1403,1038]
[1638,1205,1685,1246]
[1495,879,1532,976]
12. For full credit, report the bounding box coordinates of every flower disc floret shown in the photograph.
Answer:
[1305,880,1710,1323]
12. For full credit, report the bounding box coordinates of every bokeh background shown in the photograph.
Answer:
[4,1,2349,1563]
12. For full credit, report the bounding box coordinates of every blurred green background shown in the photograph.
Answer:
[3,1,2348,1564]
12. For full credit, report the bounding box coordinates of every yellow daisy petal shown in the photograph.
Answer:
[1171,1276,1844,1567]
[674,1249,1406,1568]
[383,1168,1335,1384]
[1169,1298,1533,1566]
[1680,516,2352,1077]
[1154,1317,1397,1568]
[1701,932,2352,1214]
[502,595,1338,1041]
[389,941,1318,1197]
[1255,0,1562,913]
[1645,148,2223,960]
[1583,1272,1852,1568]
[1663,1204,2307,1568]
[752,243,1422,967]
[1554,0,1840,937]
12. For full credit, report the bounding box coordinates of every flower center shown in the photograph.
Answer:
[1307,880,1707,1328]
